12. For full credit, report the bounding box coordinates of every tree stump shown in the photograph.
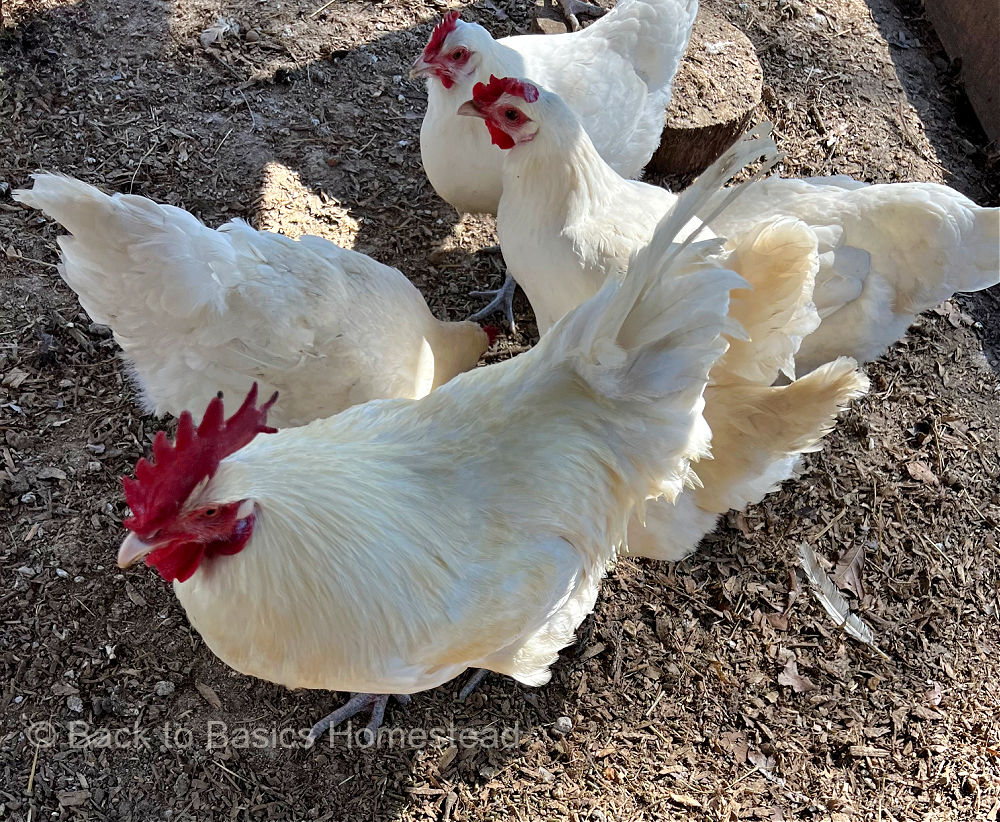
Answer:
[647,11,764,175]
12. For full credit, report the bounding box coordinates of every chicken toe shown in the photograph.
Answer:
[557,0,607,31]
[307,692,412,745]
[468,272,519,331]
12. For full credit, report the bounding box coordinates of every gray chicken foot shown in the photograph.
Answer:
[306,692,413,746]
[468,271,519,332]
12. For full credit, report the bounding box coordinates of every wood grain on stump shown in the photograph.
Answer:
[648,11,763,175]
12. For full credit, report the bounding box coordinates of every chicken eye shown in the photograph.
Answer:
[201,507,219,519]
[504,109,519,122]
[451,48,466,60]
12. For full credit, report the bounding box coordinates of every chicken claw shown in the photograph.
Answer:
[558,0,607,31]
[468,272,519,332]
[307,692,412,745]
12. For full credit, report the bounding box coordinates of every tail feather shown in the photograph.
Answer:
[14,173,235,324]
[713,217,821,384]
[13,174,323,421]
[881,186,1000,312]
[539,124,781,502]
[584,0,699,96]
[626,357,869,562]
[953,200,999,295]
[696,357,869,513]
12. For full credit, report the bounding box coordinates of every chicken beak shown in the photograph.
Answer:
[118,532,157,568]
[409,55,433,80]
[456,100,485,119]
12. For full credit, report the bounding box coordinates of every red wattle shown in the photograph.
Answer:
[486,121,515,150]
[144,515,256,583]
[147,541,206,584]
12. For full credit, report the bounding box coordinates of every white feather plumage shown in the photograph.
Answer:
[702,176,1000,373]
[157,152,759,695]
[417,0,699,214]
[15,174,490,427]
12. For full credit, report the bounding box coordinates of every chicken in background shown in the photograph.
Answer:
[15,174,496,428]
[460,77,873,560]
[698,176,1000,374]
[113,133,767,739]
[410,1,699,324]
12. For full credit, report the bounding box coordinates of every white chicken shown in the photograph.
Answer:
[411,1,699,323]
[114,135,762,739]
[15,174,495,428]
[462,78,999,353]
[700,176,1000,374]
[461,77,875,560]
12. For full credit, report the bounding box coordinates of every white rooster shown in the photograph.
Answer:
[114,133,764,739]
[411,1,699,323]
[460,76,881,560]
[15,175,495,428]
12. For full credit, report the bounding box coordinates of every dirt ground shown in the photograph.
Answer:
[0,0,998,820]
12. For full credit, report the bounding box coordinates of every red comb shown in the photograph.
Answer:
[483,324,500,346]
[472,75,540,106]
[423,10,461,59]
[122,384,278,536]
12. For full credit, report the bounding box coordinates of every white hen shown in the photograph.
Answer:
[466,77,999,368]
[115,139,758,738]
[412,2,699,216]
[15,174,493,428]
[701,176,1000,373]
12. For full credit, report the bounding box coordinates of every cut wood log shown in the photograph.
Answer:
[648,11,763,175]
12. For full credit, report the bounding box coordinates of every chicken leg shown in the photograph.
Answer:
[558,0,607,31]
[458,668,491,700]
[468,272,519,331]
[306,692,412,745]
